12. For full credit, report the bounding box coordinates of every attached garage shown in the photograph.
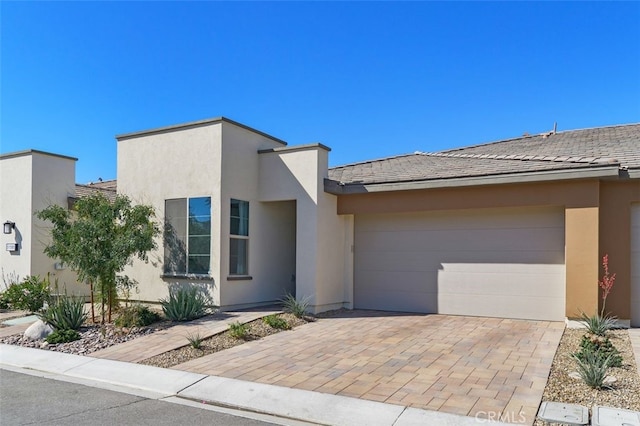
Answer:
[632,203,640,327]
[354,206,566,321]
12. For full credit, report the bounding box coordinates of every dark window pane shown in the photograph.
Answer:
[164,199,187,274]
[230,199,249,236]
[229,238,248,275]
[189,236,210,255]
[188,255,210,275]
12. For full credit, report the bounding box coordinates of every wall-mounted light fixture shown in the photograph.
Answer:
[3,221,15,235]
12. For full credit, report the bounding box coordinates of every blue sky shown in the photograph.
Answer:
[2,1,639,184]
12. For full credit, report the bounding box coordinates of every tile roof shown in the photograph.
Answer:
[328,123,640,187]
[74,181,117,202]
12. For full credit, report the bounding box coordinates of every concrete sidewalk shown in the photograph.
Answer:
[0,344,515,426]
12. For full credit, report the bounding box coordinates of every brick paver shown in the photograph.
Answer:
[172,311,564,424]
[89,308,280,363]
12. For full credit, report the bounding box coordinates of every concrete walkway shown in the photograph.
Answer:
[89,308,281,362]
[0,344,515,426]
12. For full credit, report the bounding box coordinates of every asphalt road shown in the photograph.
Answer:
[0,369,281,426]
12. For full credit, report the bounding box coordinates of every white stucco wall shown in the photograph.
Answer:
[0,151,84,296]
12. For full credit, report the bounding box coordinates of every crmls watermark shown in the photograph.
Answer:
[475,411,527,424]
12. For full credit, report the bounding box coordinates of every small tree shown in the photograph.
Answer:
[37,193,160,323]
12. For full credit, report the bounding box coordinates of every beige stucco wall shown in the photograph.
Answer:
[118,120,289,307]
[258,146,353,312]
[118,123,224,303]
[0,151,85,296]
[217,122,294,308]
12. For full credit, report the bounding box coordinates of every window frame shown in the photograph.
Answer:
[229,198,250,278]
[163,196,212,277]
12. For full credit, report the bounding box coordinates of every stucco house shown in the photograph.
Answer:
[2,118,639,325]
[0,150,114,296]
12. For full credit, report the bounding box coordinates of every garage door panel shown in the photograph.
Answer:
[354,207,566,321]
[438,268,565,298]
[357,289,438,313]
[355,270,438,294]
[356,250,565,273]
[356,228,564,253]
[356,207,564,232]
[438,293,565,321]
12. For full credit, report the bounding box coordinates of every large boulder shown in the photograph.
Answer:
[24,319,53,341]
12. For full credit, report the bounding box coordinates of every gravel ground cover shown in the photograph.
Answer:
[533,327,640,425]
[0,320,172,355]
[139,313,308,368]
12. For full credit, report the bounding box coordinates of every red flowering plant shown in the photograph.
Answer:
[598,254,616,317]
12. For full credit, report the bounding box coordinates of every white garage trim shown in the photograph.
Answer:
[631,203,640,327]
[354,206,566,321]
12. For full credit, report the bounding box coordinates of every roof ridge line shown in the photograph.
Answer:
[421,151,620,165]
[75,183,117,191]
[442,122,640,154]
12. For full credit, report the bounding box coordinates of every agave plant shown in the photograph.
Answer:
[38,295,88,331]
[577,311,618,336]
[160,287,214,322]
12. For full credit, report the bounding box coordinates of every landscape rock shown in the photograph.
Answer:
[24,320,53,341]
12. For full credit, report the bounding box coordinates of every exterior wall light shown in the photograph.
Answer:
[3,221,15,234]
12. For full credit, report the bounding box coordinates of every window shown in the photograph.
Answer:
[164,197,211,275]
[229,199,249,275]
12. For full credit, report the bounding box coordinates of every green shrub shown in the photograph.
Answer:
[46,329,81,344]
[2,275,50,312]
[229,321,249,339]
[115,304,161,328]
[574,333,623,368]
[578,311,618,336]
[160,287,214,322]
[263,314,290,330]
[38,295,87,331]
[572,349,613,389]
[0,293,9,310]
[186,331,204,349]
[281,293,310,318]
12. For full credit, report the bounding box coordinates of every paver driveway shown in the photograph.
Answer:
[172,311,564,424]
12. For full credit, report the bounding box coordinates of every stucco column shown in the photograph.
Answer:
[565,206,599,318]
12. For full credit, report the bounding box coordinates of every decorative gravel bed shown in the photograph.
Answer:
[139,313,308,368]
[0,320,173,355]
[533,327,640,425]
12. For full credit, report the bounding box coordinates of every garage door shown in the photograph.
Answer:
[632,203,640,327]
[354,206,566,321]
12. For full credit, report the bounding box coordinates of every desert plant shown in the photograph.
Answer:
[578,311,618,336]
[160,287,213,322]
[228,321,249,339]
[115,304,160,328]
[38,295,87,331]
[46,329,81,344]
[575,333,623,368]
[598,253,616,317]
[281,293,310,318]
[2,275,50,312]
[572,349,614,389]
[186,331,204,349]
[263,314,290,330]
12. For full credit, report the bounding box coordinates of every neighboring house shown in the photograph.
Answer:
[2,119,639,325]
[0,150,107,297]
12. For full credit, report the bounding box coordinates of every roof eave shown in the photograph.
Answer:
[325,165,622,195]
